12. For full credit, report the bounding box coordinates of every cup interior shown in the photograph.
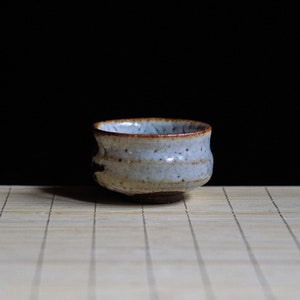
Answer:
[94,118,210,135]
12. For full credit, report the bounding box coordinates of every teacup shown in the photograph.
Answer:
[92,117,213,203]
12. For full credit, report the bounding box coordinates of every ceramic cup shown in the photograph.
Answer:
[92,117,213,203]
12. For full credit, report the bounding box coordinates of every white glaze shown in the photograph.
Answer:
[92,118,213,196]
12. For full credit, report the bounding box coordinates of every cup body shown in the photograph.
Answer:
[92,118,213,196]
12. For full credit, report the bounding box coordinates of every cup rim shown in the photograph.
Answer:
[92,117,212,138]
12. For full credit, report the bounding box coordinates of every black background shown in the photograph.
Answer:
[1,4,299,186]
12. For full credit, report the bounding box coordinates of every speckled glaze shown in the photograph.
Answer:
[92,118,213,203]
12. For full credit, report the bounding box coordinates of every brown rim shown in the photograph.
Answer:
[92,117,212,138]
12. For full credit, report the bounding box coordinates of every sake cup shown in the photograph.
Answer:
[92,117,213,203]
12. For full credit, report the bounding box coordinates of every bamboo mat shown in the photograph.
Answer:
[0,185,300,300]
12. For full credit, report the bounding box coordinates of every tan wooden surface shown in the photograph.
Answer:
[0,185,300,300]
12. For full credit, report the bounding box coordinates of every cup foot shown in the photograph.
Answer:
[127,191,184,204]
